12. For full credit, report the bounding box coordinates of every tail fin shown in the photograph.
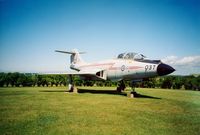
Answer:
[55,49,86,70]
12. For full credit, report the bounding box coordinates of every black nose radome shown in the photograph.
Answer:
[157,63,175,76]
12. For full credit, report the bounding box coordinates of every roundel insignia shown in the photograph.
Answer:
[121,65,125,71]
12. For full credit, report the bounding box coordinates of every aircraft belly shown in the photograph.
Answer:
[107,70,119,81]
[123,70,158,80]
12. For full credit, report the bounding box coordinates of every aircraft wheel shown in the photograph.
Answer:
[117,87,122,93]
[68,84,74,92]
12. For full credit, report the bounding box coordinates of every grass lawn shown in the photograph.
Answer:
[0,87,200,135]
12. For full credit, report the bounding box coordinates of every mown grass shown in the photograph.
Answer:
[0,87,200,135]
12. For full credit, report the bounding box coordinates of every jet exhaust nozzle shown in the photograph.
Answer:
[157,63,175,76]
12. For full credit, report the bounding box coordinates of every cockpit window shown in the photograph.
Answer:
[117,52,146,60]
[118,53,125,59]
[134,54,144,60]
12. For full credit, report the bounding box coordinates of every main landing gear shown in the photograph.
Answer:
[68,75,77,93]
[130,81,138,97]
[116,80,138,98]
[116,80,126,93]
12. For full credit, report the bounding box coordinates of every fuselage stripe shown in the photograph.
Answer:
[79,63,114,68]
[109,66,143,70]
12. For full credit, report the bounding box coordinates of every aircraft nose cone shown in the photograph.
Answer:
[157,63,175,76]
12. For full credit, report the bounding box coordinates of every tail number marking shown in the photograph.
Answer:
[145,65,156,72]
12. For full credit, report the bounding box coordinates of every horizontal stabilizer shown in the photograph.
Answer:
[55,50,85,54]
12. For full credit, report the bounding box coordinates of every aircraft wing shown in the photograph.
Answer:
[68,68,107,80]
[40,68,107,81]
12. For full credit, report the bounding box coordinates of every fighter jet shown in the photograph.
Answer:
[55,49,175,95]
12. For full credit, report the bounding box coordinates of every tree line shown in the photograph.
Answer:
[0,72,199,90]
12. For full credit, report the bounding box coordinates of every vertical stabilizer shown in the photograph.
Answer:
[70,49,85,65]
[55,49,86,71]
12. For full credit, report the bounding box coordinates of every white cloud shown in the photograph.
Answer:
[176,56,200,66]
[162,55,200,75]
[162,56,200,66]
[161,56,178,65]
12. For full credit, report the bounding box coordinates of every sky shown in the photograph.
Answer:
[0,0,200,75]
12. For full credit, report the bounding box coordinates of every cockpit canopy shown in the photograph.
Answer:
[117,52,146,60]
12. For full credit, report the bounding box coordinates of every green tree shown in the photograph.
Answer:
[172,76,183,89]
[9,72,20,87]
[31,74,38,86]
[0,73,6,87]
[161,76,173,89]
[37,75,47,87]
[183,76,193,90]
[190,76,200,90]
[15,74,24,87]
[83,80,95,86]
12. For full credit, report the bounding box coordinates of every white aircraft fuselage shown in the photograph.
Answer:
[74,59,159,81]
[55,49,175,92]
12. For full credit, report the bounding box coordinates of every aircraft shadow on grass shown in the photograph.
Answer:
[78,89,127,96]
[78,88,161,99]
[39,90,66,93]
[39,88,161,99]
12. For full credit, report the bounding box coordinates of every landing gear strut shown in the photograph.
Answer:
[116,80,126,93]
[68,75,77,93]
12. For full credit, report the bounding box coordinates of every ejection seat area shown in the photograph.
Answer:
[117,52,161,64]
[117,52,146,60]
